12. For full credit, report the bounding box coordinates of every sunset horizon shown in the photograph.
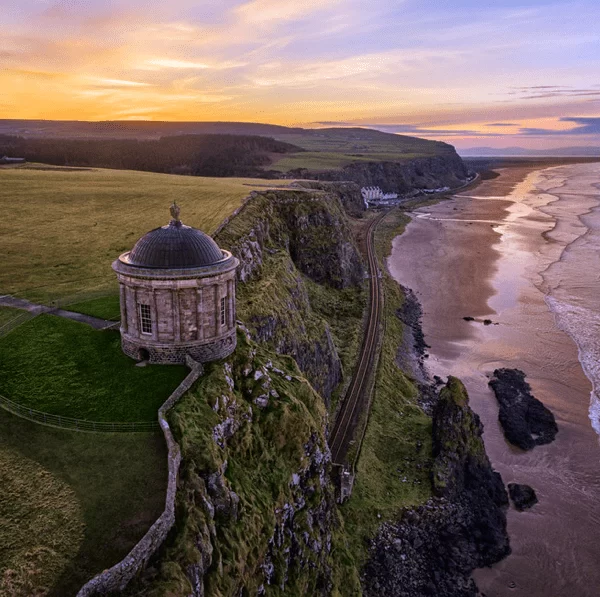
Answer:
[2,0,599,150]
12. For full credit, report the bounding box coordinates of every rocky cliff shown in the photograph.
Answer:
[215,186,365,402]
[118,166,508,597]
[288,154,469,194]
[125,331,354,596]
[363,378,510,597]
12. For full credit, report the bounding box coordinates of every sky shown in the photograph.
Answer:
[1,0,599,149]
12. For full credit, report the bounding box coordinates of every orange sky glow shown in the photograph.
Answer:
[2,0,599,149]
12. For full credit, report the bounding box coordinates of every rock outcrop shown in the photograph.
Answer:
[363,378,510,597]
[215,187,365,402]
[125,332,344,596]
[508,483,538,511]
[288,154,469,194]
[489,368,558,450]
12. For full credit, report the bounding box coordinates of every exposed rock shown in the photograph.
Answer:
[508,483,538,511]
[288,153,469,194]
[215,187,365,402]
[363,378,510,597]
[489,368,558,450]
[292,180,366,217]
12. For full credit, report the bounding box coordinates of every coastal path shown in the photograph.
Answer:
[329,210,387,469]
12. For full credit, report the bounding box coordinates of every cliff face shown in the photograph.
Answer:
[363,378,510,597]
[215,187,365,401]
[289,154,469,194]
[125,332,349,596]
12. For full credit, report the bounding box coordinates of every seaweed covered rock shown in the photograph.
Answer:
[489,369,558,450]
[508,483,538,511]
[363,378,510,597]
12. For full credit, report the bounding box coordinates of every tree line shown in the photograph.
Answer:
[0,134,302,177]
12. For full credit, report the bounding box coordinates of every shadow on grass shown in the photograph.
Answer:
[0,410,167,596]
[0,314,187,421]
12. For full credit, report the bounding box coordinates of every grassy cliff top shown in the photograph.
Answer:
[0,165,293,302]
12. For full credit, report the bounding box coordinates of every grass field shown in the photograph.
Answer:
[0,314,187,421]
[270,151,426,172]
[0,165,288,303]
[268,128,452,173]
[66,295,121,321]
[271,127,452,156]
[0,307,23,328]
[0,409,166,597]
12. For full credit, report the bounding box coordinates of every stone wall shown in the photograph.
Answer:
[76,357,204,597]
[122,329,236,364]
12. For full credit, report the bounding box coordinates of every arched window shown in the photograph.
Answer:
[220,296,226,326]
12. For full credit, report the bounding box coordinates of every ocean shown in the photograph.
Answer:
[387,162,600,597]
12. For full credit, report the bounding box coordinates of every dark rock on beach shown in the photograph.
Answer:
[508,483,538,511]
[489,368,558,450]
[363,378,510,597]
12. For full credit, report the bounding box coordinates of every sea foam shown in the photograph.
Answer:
[546,296,600,437]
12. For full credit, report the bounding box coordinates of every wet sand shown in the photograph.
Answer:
[388,163,600,597]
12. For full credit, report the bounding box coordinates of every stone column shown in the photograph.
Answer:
[151,288,159,342]
[196,287,203,340]
[213,284,220,336]
[227,279,234,329]
[132,287,140,337]
[119,282,128,334]
[173,287,181,342]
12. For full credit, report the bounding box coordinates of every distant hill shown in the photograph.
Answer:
[460,146,600,157]
[0,120,456,171]
[0,133,301,178]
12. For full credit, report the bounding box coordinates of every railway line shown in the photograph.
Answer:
[329,210,387,465]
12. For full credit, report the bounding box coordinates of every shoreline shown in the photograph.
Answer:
[387,161,600,596]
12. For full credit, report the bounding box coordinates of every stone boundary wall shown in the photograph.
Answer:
[76,355,204,596]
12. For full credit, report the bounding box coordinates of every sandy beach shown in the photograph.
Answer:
[388,162,600,597]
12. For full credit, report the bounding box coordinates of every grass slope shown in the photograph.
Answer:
[0,410,166,597]
[269,128,454,172]
[0,165,287,303]
[0,314,187,421]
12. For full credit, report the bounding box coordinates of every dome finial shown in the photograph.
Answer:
[170,201,181,225]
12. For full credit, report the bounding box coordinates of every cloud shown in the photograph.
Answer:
[87,77,152,87]
[486,122,518,127]
[506,85,600,101]
[520,117,600,136]
[234,0,342,25]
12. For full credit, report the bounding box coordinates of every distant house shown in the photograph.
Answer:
[0,156,26,165]
[361,186,399,207]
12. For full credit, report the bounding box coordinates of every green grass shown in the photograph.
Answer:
[338,209,434,564]
[0,306,25,329]
[0,166,292,303]
[267,127,455,173]
[0,314,187,421]
[132,331,361,596]
[270,151,426,172]
[66,295,121,321]
[0,409,166,596]
[271,128,452,156]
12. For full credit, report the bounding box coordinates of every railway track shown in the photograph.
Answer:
[329,210,387,465]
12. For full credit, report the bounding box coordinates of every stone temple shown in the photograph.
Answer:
[112,203,239,364]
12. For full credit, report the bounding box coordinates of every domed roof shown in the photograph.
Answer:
[126,203,225,269]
